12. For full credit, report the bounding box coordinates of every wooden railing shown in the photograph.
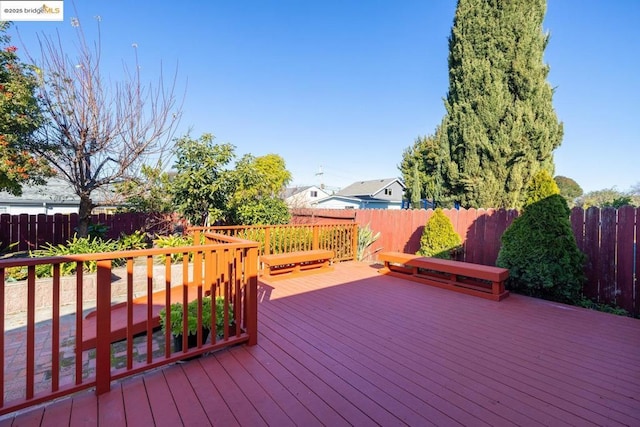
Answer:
[0,233,258,416]
[191,223,359,262]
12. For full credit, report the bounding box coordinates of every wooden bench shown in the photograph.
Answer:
[260,250,334,279]
[378,251,509,301]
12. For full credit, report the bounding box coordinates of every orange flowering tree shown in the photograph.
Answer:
[0,22,52,195]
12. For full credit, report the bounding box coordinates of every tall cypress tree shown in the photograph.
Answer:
[441,0,563,208]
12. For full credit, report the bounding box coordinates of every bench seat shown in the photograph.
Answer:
[261,249,334,279]
[378,251,509,301]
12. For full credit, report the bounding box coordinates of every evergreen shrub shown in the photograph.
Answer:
[416,208,462,259]
[496,194,586,303]
[523,170,560,207]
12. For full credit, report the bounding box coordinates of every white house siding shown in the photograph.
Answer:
[284,185,330,208]
[313,197,361,209]
[0,202,78,215]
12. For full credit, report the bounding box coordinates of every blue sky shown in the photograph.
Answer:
[9,0,640,194]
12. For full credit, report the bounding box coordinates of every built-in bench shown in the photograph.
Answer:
[378,251,509,301]
[260,250,335,279]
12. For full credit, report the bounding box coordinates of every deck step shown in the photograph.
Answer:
[80,284,207,351]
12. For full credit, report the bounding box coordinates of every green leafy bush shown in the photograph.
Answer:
[117,230,149,251]
[496,194,586,303]
[416,208,462,259]
[239,227,313,254]
[233,197,291,225]
[5,265,28,281]
[153,234,194,263]
[578,298,630,317]
[272,227,313,252]
[159,296,233,337]
[31,235,122,277]
[523,170,559,207]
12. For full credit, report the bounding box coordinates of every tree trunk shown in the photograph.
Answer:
[77,195,94,238]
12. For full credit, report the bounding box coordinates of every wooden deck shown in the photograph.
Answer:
[2,261,639,426]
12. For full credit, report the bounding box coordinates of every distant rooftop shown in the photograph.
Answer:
[337,177,403,197]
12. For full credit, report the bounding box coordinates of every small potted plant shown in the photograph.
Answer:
[160,297,212,352]
[159,296,234,352]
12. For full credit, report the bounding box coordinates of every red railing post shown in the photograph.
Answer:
[246,246,259,346]
[264,227,271,256]
[352,223,359,261]
[95,259,112,395]
[312,225,319,250]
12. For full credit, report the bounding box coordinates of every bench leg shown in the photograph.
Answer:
[492,281,505,295]
[263,265,272,277]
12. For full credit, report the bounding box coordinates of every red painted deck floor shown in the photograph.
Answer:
[2,261,639,426]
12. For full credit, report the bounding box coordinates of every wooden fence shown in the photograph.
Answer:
[293,207,639,316]
[3,208,638,316]
[0,212,176,253]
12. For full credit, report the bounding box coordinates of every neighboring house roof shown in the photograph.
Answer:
[337,177,404,198]
[282,186,313,199]
[0,178,78,205]
[317,195,363,204]
[313,194,403,210]
[0,178,116,205]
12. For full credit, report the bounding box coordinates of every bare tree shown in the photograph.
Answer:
[26,16,181,237]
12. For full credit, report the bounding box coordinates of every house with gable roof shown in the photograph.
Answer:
[313,177,405,209]
[282,185,331,208]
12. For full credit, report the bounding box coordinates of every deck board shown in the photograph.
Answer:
[142,369,182,427]
[40,398,72,427]
[198,354,267,427]
[162,363,210,426]
[121,376,154,426]
[97,384,126,426]
[68,391,98,426]
[213,350,296,427]
[179,360,240,427]
[2,261,640,426]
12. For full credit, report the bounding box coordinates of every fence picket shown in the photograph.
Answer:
[616,206,635,312]
[599,208,617,305]
[583,207,600,300]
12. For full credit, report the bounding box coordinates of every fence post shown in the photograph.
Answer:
[95,259,112,395]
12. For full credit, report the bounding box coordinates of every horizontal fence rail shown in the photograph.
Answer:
[294,207,639,316]
[0,235,258,416]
